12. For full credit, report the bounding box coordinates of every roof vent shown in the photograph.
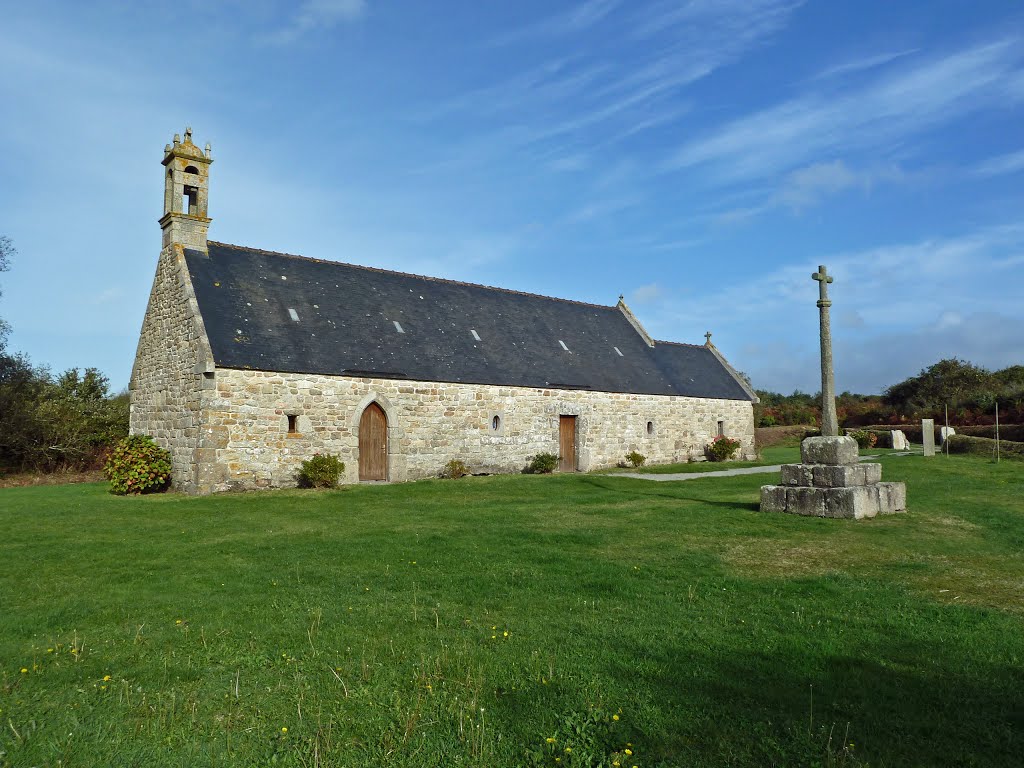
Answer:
[558,340,570,351]
[393,320,405,334]
[614,346,623,356]
[288,308,300,322]
[470,329,481,341]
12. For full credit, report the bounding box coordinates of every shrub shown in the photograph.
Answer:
[625,450,646,467]
[439,459,469,479]
[945,434,1024,461]
[847,429,878,449]
[298,453,344,488]
[705,435,741,462]
[524,452,558,474]
[103,435,171,495]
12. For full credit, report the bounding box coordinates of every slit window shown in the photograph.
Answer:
[492,415,501,431]
[287,414,298,434]
[647,421,654,435]
[717,420,725,437]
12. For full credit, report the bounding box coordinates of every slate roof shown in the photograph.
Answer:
[183,242,753,401]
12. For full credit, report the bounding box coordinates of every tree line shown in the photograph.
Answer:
[0,236,128,473]
[756,358,1024,428]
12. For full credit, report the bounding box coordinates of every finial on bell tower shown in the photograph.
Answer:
[159,126,213,251]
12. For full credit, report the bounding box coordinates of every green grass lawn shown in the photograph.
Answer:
[1,454,1022,767]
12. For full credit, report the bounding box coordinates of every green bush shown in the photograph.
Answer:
[524,452,558,474]
[705,435,741,462]
[848,429,878,449]
[439,459,469,479]
[625,450,646,467]
[298,453,344,488]
[103,435,171,495]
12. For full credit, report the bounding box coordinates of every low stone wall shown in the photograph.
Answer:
[194,369,756,492]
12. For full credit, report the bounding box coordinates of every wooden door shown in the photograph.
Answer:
[358,403,388,481]
[559,416,577,472]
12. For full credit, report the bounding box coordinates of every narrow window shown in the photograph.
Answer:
[717,420,725,437]
[558,340,569,351]
[492,415,501,431]
[288,308,300,322]
[647,421,654,435]
[614,346,623,356]
[184,165,199,175]
[183,185,198,215]
[288,414,298,434]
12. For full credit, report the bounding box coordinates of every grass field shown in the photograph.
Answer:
[1,453,1022,766]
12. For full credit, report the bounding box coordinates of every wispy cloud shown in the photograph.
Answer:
[810,49,919,81]
[775,160,907,211]
[972,149,1024,177]
[629,283,662,304]
[489,0,623,46]
[267,0,366,44]
[670,39,1024,182]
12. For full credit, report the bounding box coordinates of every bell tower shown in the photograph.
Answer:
[159,127,213,251]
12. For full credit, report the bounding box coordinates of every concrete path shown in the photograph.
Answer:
[614,453,913,482]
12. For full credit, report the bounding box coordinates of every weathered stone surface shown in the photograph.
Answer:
[812,464,864,488]
[760,485,788,512]
[801,436,858,466]
[824,486,879,519]
[786,487,826,517]
[877,482,907,514]
[891,430,909,450]
[780,463,814,486]
[922,418,936,457]
[940,426,956,443]
[861,463,882,485]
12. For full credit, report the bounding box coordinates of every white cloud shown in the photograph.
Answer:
[811,49,919,81]
[268,0,366,44]
[972,149,1024,177]
[629,283,662,304]
[669,39,1024,182]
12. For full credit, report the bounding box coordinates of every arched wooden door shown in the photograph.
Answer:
[358,403,388,481]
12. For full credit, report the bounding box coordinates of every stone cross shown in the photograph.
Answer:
[705,331,712,345]
[812,265,839,437]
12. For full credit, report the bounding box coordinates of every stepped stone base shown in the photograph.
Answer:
[760,436,907,520]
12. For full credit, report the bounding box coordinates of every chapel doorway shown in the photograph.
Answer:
[559,415,577,472]
[358,402,388,481]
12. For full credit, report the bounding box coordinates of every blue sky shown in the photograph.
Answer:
[1,0,1022,395]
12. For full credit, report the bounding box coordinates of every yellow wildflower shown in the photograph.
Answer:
[613,714,620,721]
[20,668,28,674]
[625,748,633,756]
[503,631,509,637]
[565,747,572,753]
[546,737,556,744]
[103,675,112,682]
[281,727,288,733]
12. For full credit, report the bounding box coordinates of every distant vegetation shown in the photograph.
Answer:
[756,358,1024,428]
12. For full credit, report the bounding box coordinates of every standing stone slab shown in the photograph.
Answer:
[940,426,956,443]
[891,430,909,450]
[922,419,936,457]
[801,435,859,466]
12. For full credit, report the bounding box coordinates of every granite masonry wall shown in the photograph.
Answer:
[129,243,214,493]
[194,369,756,492]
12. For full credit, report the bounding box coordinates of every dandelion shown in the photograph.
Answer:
[491,635,496,639]
[565,747,572,753]
[100,685,107,691]
[103,675,112,682]
[20,668,28,674]
[46,648,53,653]
[175,620,182,625]
[613,714,620,721]
[281,727,288,734]
[546,737,556,744]
[625,748,633,756]
[503,631,509,637]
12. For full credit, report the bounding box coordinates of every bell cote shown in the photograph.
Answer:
[159,127,213,251]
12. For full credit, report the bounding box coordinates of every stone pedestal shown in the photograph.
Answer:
[760,436,906,519]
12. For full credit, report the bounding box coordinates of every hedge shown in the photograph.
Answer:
[944,434,1024,461]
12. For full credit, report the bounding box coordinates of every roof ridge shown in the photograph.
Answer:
[207,240,616,311]
[654,338,708,349]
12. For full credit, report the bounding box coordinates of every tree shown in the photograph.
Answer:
[0,235,13,351]
[884,358,994,416]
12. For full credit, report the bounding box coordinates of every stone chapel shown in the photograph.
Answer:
[129,129,757,493]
